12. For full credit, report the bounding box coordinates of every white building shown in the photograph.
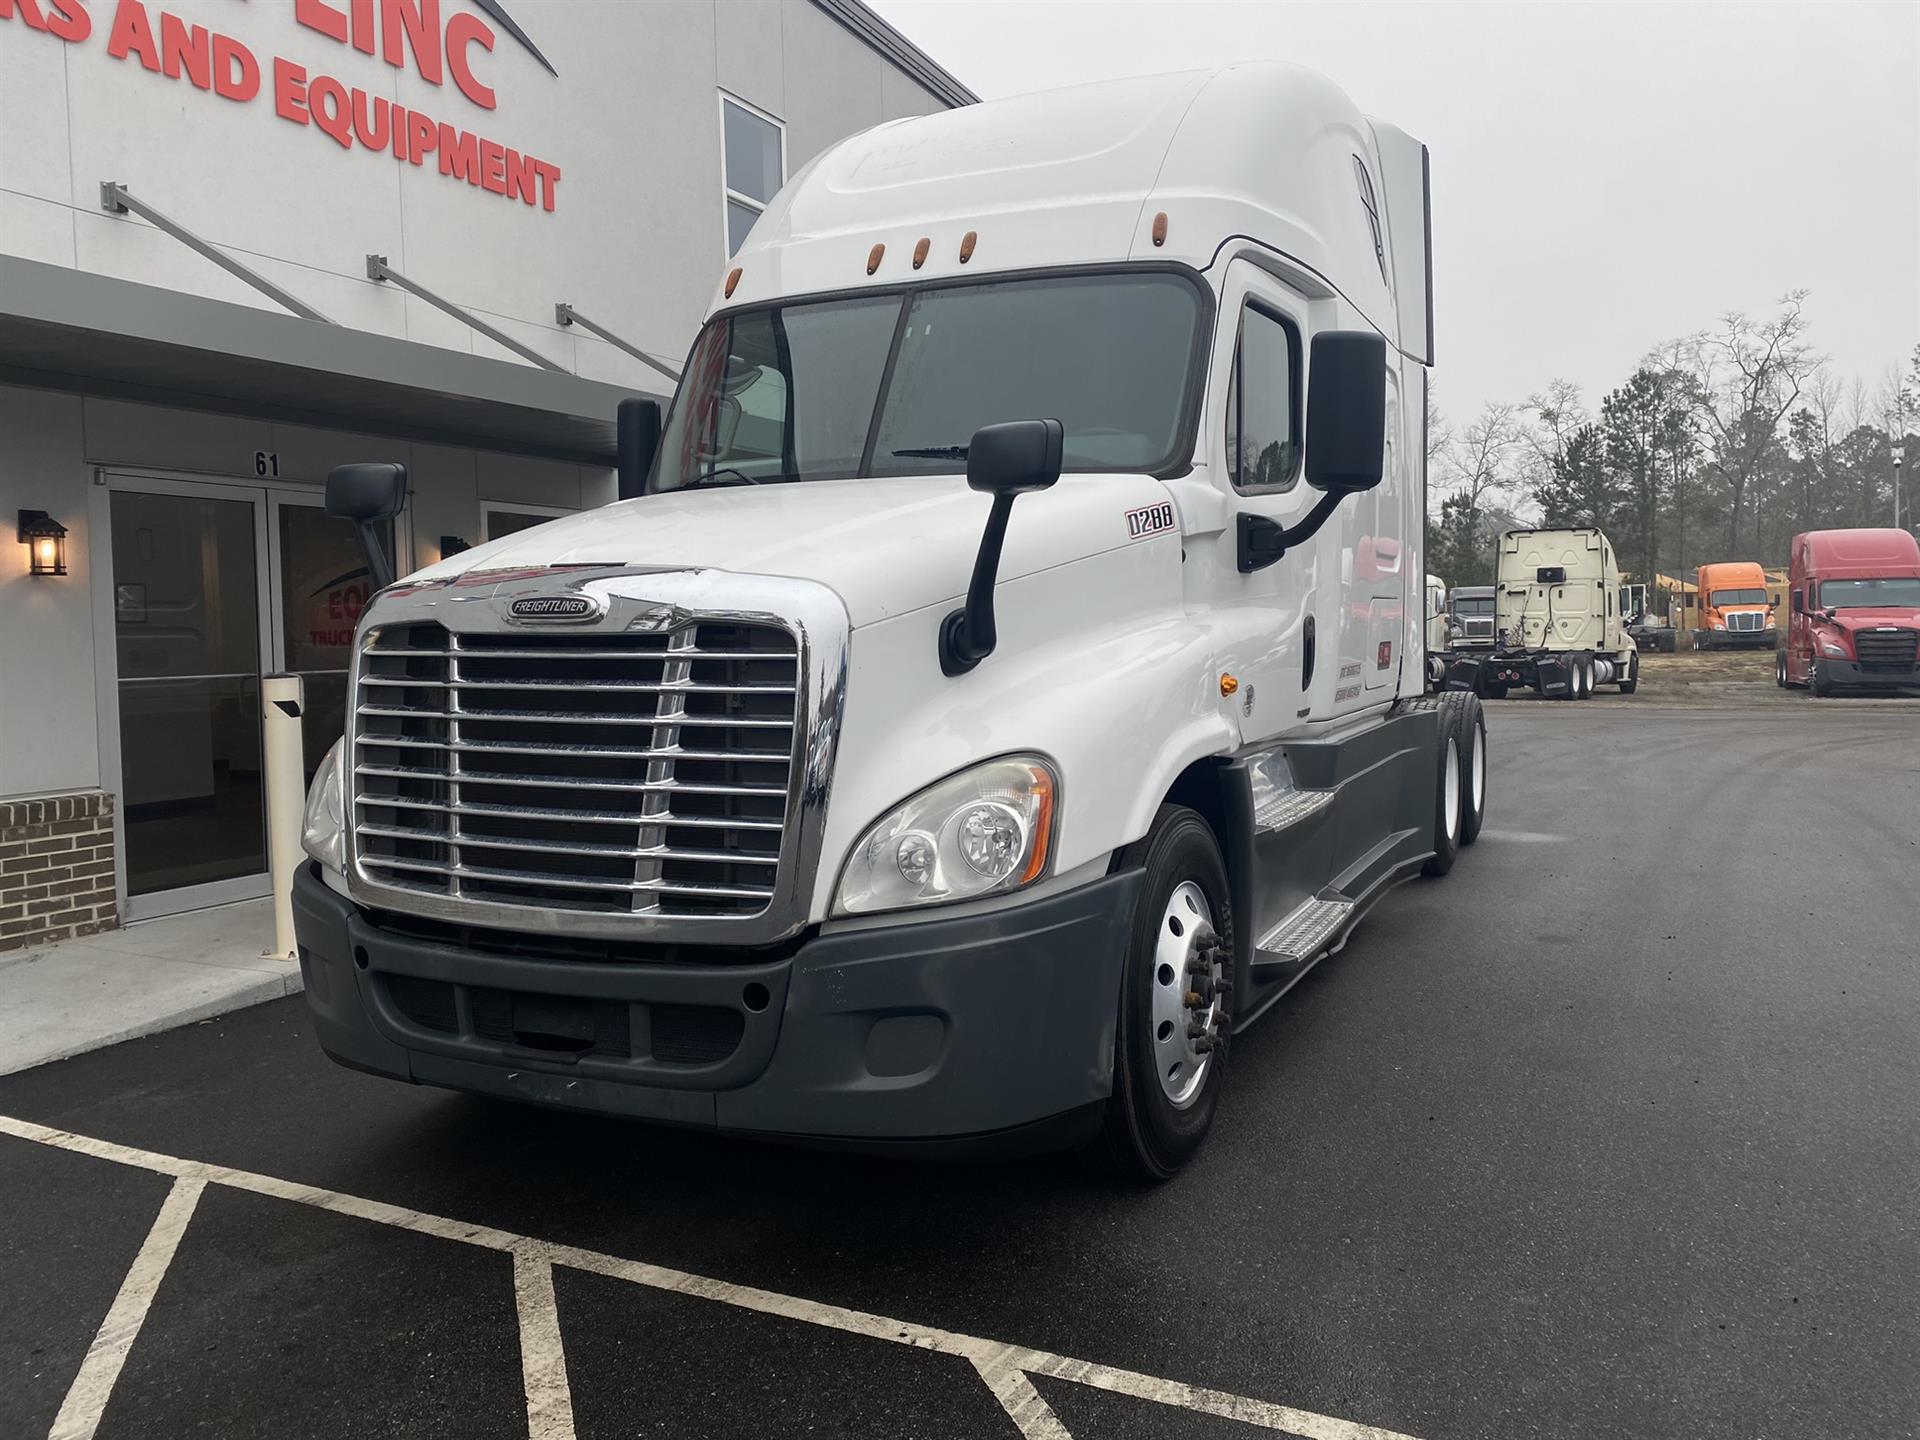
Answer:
[0,0,971,946]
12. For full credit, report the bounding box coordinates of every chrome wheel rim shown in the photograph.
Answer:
[1151,880,1223,1109]
[1443,736,1461,840]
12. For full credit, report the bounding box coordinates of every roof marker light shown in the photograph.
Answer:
[1152,212,1168,247]
[866,243,885,275]
[724,267,741,298]
[959,230,977,264]
[912,237,930,270]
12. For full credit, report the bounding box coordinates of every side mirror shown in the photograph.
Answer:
[966,416,1064,497]
[617,397,662,501]
[326,462,407,591]
[940,419,1063,675]
[1303,330,1387,494]
[1236,331,1386,573]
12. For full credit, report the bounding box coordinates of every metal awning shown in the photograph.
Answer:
[0,256,669,465]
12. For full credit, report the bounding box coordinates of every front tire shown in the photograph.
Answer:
[1617,651,1639,695]
[1811,661,1833,699]
[1104,806,1235,1181]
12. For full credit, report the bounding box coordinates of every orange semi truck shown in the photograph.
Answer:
[1692,560,1776,649]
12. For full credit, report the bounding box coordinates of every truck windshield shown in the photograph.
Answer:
[1709,588,1769,606]
[1453,597,1494,616]
[652,272,1206,491]
[1818,578,1920,608]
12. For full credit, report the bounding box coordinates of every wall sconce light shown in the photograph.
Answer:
[439,535,472,558]
[18,510,68,576]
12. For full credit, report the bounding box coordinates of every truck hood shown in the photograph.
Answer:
[403,473,1173,628]
[1825,608,1920,634]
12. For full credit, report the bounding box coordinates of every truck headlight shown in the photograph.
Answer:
[302,738,347,875]
[1821,639,1848,657]
[1711,620,1725,630]
[835,755,1057,916]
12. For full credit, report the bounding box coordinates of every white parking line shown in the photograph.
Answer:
[512,1248,577,1440]
[4,1113,1423,1440]
[47,1175,204,1440]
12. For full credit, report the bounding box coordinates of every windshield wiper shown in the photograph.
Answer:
[891,445,970,459]
[681,468,763,489]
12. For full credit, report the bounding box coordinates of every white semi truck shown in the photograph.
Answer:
[296,65,1488,1178]
[1442,527,1640,699]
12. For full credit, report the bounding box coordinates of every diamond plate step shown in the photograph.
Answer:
[1253,896,1355,966]
[1251,787,1335,834]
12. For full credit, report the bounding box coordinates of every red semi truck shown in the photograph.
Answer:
[1777,528,1920,696]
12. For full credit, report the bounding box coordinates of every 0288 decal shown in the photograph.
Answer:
[1126,501,1177,541]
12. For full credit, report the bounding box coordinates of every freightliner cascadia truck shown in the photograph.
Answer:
[1691,560,1777,650]
[295,65,1488,1178]
[1778,527,1920,695]
[1443,527,1639,699]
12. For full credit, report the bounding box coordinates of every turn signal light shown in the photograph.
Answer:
[1219,673,1239,696]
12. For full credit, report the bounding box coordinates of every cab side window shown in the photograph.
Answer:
[1791,589,1803,613]
[1225,302,1301,493]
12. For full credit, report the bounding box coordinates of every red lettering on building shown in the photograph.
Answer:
[7,0,558,212]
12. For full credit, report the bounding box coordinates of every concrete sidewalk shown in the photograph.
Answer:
[0,899,299,1076]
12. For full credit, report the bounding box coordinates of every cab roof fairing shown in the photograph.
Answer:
[709,63,1422,355]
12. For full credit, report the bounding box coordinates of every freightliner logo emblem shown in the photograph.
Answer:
[508,595,598,620]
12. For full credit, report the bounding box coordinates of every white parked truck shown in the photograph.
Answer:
[296,64,1488,1178]
[1443,527,1639,699]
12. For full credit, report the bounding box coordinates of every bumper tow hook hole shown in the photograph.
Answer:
[352,945,370,971]
[742,982,770,1013]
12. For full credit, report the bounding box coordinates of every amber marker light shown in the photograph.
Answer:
[1219,673,1239,696]
[724,267,742,298]
[1019,762,1057,886]
[1151,211,1168,247]
[866,243,886,275]
[912,237,930,269]
[959,230,977,263]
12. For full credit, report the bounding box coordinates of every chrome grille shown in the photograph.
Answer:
[1854,627,1918,670]
[1727,611,1766,632]
[350,620,800,918]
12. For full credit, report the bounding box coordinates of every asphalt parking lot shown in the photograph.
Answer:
[3,704,1916,1440]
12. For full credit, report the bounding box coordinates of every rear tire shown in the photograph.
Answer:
[1775,650,1787,688]
[1617,651,1639,695]
[1103,806,1235,1181]
[1422,701,1465,877]
[1451,692,1488,845]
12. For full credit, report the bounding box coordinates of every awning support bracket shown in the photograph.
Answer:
[366,254,563,373]
[100,182,333,325]
[554,303,681,383]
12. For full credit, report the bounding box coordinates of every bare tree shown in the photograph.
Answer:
[1668,291,1821,554]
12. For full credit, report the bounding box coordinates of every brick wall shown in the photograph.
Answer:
[0,791,117,953]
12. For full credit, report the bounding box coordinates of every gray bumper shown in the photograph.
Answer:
[294,864,1138,1147]
[1816,658,1920,692]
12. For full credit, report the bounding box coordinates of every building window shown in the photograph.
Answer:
[1352,156,1388,285]
[721,94,785,258]
[1224,302,1301,493]
[483,503,573,542]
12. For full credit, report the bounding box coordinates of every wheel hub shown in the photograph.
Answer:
[1150,881,1231,1108]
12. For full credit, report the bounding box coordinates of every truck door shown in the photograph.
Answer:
[1199,260,1315,745]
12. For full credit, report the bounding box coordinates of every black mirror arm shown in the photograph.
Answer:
[940,491,1018,676]
[358,519,395,592]
[1236,489,1346,574]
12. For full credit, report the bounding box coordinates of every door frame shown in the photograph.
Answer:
[89,466,415,922]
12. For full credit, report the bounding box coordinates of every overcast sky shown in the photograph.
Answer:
[873,0,1920,429]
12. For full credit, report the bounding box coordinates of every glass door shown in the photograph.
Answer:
[109,484,273,913]
[269,495,389,786]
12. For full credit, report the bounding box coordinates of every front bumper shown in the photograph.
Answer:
[294,864,1138,1150]
[1815,658,1920,692]
[1696,627,1776,649]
